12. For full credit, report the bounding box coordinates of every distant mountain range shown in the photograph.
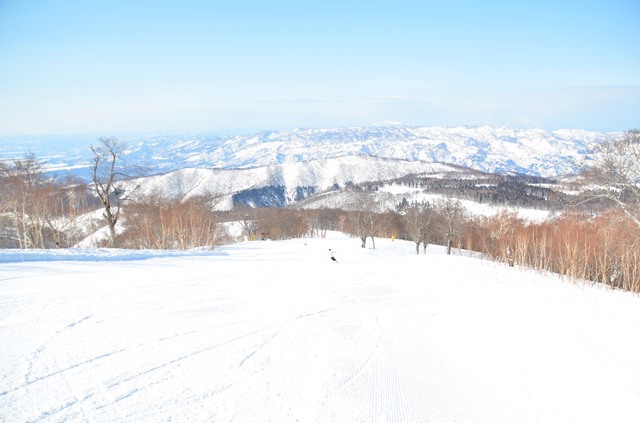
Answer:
[0,125,620,214]
[0,125,620,179]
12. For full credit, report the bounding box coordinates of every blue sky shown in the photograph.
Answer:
[0,0,638,136]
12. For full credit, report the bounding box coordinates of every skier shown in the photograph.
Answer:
[329,249,337,262]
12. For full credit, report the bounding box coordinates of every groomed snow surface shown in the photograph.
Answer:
[1,233,639,422]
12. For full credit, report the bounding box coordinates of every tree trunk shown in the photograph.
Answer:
[103,202,118,247]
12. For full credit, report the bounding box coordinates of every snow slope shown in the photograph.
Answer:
[1,235,639,422]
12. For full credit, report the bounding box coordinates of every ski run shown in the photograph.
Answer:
[1,232,639,422]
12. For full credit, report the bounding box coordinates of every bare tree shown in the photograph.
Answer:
[317,208,344,236]
[345,210,368,248]
[401,203,432,254]
[346,206,381,249]
[486,210,521,266]
[90,137,129,247]
[0,161,10,246]
[377,211,402,240]
[0,154,48,248]
[302,208,322,238]
[235,206,259,241]
[58,174,93,247]
[583,129,640,228]
[433,197,467,255]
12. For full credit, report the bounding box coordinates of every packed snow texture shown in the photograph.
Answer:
[1,234,639,422]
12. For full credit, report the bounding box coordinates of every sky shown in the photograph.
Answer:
[0,0,638,137]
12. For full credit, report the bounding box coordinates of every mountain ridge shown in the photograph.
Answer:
[150,125,614,177]
[126,155,466,209]
[0,125,620,179]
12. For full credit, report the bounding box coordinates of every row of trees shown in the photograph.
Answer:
[0,155,95,248]
[340,197,466,254]
[118,192,221,249]
[391,173,568,211]
[466,211,639,293]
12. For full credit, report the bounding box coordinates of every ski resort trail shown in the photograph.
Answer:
[1,233,639,422]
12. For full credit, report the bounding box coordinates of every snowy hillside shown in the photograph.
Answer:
[123,154,564,217]
[1,234,639,422]
[0,125,619,179]
[125,156,465,209]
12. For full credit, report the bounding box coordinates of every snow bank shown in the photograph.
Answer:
[0,248,222,263]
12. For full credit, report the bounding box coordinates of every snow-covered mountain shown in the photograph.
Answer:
[122,125,616,177]
[0,125,620,179]
[126,156,467,209]
[124,154,566,220]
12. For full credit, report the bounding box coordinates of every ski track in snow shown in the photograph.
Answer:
[1,234,640,422]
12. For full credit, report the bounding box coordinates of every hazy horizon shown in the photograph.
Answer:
[1,1,638,137]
